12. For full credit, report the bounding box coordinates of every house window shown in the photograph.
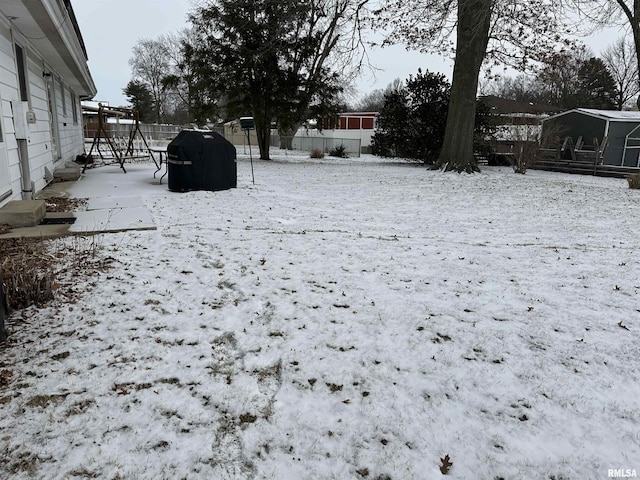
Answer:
[14,44,28,101]
[347,117,360,129]
[71,92,78,124]
[60,80,67,116]
[362,117,374,129]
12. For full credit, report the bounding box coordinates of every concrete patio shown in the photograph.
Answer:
[0,162,164,239]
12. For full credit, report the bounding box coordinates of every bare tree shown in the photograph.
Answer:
[352,78,404,111]
[535,47,597,108]
[373,0,585,172]
[480,74,541,104]
[129,39,171,123]
[160,30,203,124]
[610,2,640,109]
[602,36,640,109]
[585,1,640,109]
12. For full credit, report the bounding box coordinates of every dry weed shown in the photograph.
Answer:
[43,197,87,213]
[0,235,111,313]
[310,148,325,159]
[627,173,640,189]
[0,238,56,310]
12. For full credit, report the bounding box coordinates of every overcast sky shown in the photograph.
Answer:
[73,0,450,107]
[72,0,624,108]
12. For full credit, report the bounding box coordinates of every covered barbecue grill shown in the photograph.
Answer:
[167,130,237,192]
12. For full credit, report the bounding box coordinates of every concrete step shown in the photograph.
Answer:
[41,212,76,225]
[53,166,82,181]
[0,200,46,227]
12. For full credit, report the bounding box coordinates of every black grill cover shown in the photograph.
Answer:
[167,130,237,192]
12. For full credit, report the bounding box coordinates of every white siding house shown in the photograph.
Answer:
[0,0,95,206]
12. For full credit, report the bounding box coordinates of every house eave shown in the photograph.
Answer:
[2,0,97,98]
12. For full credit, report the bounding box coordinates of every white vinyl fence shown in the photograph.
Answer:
[275,136,361,157]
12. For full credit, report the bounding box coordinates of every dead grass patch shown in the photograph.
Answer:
[239,412,257,424]
[0,368,12,387]
[7,450,42,476]
[326,382,343,393]
[628,173,640,189]
[65,398,96,416]
[25,393,69,408]
[51,351,70,361]
[44,197,87,213]
[158,377,183,387]
[66,468,99,478]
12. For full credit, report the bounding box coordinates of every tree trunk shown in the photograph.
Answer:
[255,118,271,160]
[436,0,492,173]
[278,124,303,150]
[614,1,640,110]
[633,15,640,111]
[279,135,294,150]
[634,28,640,111]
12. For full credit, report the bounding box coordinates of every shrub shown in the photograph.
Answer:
[329,144,348,158]
[0,235,106,313]
[628,173,640,189]
[310,148,324,159]
[511,141,539,174]
[371,69,494,164]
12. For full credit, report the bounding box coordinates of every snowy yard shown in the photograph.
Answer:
[1,153,639,479]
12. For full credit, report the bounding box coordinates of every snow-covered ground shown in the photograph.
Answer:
[1,151,639,479]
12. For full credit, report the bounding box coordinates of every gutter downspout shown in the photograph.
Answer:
[17,139,32,200]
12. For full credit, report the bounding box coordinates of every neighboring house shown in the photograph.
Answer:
[81,100,119,139]
[223,119,258,147]
[299,112,378,154]
[318,112,377,131]
[541,108,640,167]
[0,0,96,207]
[480,95,562,144]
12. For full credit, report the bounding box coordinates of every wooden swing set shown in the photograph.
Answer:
[82,105,159,174]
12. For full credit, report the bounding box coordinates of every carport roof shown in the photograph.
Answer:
[546,108,640,122]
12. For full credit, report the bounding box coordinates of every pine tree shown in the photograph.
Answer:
[123,80,155,123]
[187,0,366,160]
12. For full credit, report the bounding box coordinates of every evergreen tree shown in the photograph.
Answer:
[187,0,367,160]
[535,50,617,109]
[575,58,617,109]
[123,80,155,122]
[372,70,491,163]
[371,90,412,158]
